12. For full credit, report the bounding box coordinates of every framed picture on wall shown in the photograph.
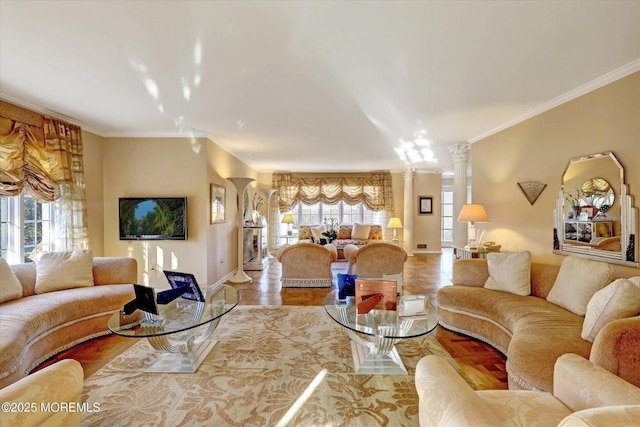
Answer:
[210,184,226,224]
[418,196,433,215]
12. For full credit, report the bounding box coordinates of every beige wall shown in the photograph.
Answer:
[413,172,443,253]
[471,71,640,277]
[102,137,209,286]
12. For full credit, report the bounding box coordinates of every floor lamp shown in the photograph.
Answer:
[227,177,255,283]
[260,188,276,258]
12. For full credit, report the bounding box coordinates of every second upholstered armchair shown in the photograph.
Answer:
[346,242,407,278]
[276,243,337,288]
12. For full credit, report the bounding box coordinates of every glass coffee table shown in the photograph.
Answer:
[108,284,239,373]
[325,300,438,374]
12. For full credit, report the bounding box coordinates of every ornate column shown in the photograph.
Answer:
[449,143,470,248]
[226,177,255,283]
[260,188,277,258]
[403,168,415,256]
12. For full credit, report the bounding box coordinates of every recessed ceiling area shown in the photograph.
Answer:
[1,1,639,174]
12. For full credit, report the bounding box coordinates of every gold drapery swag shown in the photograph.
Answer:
[0,101,89,251]
[272,171,394,214]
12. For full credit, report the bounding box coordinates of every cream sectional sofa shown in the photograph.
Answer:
[0,255,136,389]
[437,255,640,393]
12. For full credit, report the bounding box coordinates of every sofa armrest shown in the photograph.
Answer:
[451,259,489,287]
[92,257,137,285]
[415,355,500,427]
[590,316,640,388]
[553,353,640,412]
[0,359,83,427]
[558,405,640,427]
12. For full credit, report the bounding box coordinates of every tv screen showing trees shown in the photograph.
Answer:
[119,197,187,240]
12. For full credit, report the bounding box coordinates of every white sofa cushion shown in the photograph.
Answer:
[581,277,640,342]
[310,225,325,241]
[352,223,371,240]
[0,258,23,303]
[484,251,532,296]
[547,256,613,316]
[35,250,94,294]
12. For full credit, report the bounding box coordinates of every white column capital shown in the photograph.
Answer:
[403,168,415,180]
[449,143,470,163]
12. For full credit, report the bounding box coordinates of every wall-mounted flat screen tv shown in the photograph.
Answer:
[119,197,187,240]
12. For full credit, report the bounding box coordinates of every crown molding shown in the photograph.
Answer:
[468,58,640,144]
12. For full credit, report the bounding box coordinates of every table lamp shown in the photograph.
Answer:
[281,214,295,235]
[387,217,403,245]
[457,204,489,249]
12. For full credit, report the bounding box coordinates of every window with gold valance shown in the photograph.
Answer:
[272,171,394,214]
[0,100,89,252]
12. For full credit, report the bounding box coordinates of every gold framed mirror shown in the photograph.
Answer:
[553,152,638,268]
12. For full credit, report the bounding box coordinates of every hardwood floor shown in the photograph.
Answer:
[39,248,508,390]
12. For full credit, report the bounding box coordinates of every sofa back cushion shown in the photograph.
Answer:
[369,225,383,240]
[35,250,94,294]
[0,258,23,303]
[337,225,352,239]
[547,256,613,316]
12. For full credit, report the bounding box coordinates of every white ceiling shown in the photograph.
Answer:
[1,1,639,175]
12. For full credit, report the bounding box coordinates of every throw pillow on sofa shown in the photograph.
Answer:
[352,223,371,240]
[35,249,94,294]
[0,258,23,303]
[547,256,613,316]
[484,251,532,296]
[311,226,325,242]
[581,277,640,342]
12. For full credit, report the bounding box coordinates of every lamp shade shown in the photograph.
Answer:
[281,214,295,224]
[457,204,489,223]
[387,217,403,229]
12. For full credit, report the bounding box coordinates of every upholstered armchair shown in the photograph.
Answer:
[415,353,640,427]
[346,242,407,279]
[0,359,84,427]
[276,243,337,288]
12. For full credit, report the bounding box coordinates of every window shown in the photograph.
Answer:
[280,200,385,234]
[0,194,54,263]
[441,189,454,246]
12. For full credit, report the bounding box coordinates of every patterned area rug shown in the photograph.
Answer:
[82,305,462,427]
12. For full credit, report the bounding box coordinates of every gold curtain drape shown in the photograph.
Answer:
[272,171,394,214]
[0,101,89,251]
[43,118,89,251]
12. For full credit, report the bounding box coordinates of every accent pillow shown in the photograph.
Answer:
[352,223,371,240]
[547,256,613,316]
[383,272,403,295]
[337,273,357,299]
[35,250,95,294]
[581,277,640,342]
[0,258,23,303]
[484,251,532,296]
[311,226,325,241]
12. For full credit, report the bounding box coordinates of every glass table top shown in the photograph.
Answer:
[325,299,438,339]
[108,284,240,338]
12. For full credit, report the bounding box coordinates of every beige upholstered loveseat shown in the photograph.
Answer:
[437,255,640,393]
[0,254,136,388]
[276,243,337,287]
[297,223,383,247]
[416,353,640,427]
